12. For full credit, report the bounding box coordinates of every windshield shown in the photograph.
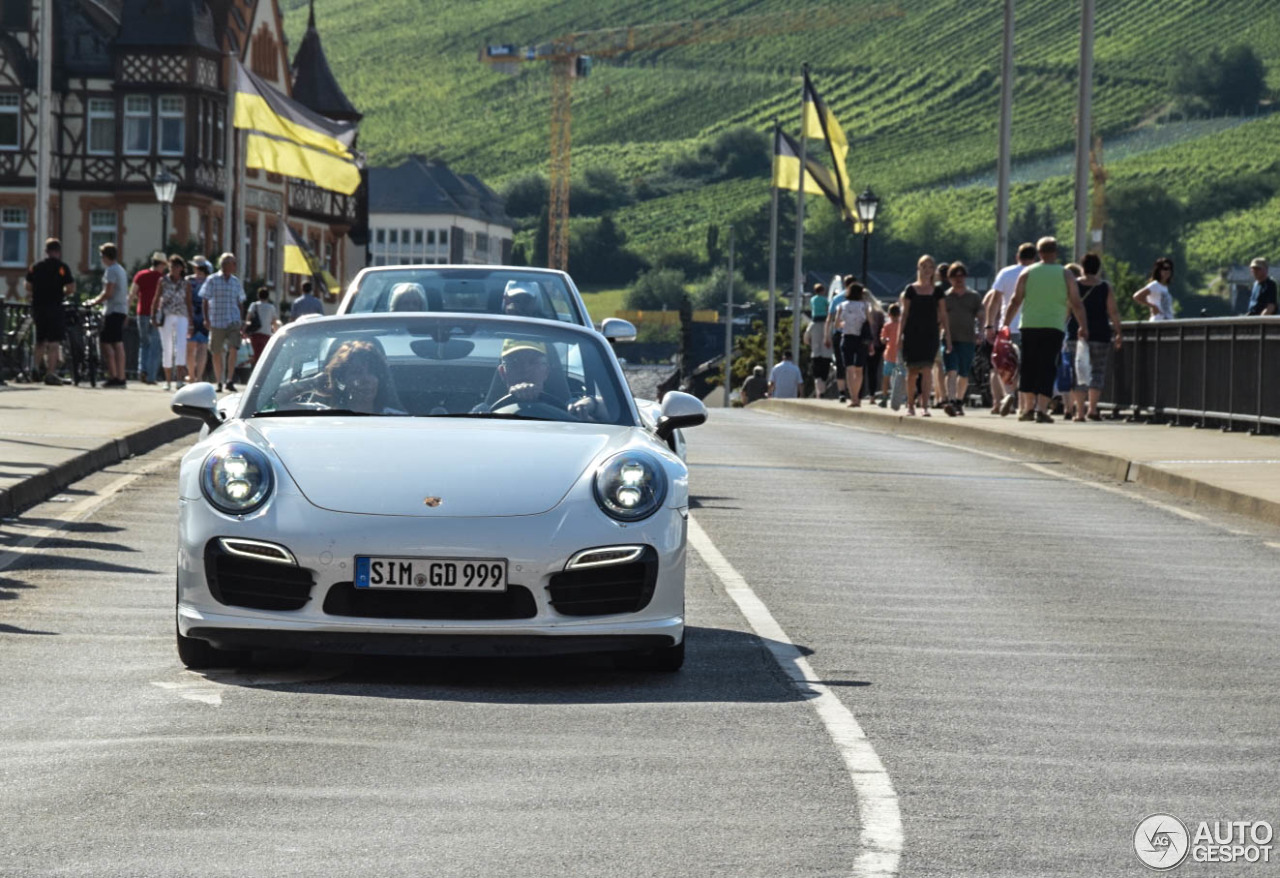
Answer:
[342,267,585,325]
[242,316,635,426]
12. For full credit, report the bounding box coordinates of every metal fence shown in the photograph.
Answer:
[1102,317,1280,433]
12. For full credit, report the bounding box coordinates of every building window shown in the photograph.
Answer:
[89,210,117,268]
[247,224,259,278]
[0,93,19,151]
[475,232,489,258]
[375,228,385,245]
[86,98,114,155]
[215,110,224,165]
[388,229,398,246]
[1,207,29,267]
[123,95,151,155]
[413,229,423,246]
[158,95,184,155]
[439,229,448,246]
[426,230,435,245]
[2,0,30,29]
[266,225,278,283]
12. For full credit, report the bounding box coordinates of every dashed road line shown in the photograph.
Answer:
[688,516,902,878]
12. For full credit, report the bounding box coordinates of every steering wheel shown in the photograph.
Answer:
[490,391,574,421]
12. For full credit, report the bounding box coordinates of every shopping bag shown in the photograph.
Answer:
[1074,339,1092,388]
[889,363,907,411]
[1054,345,1075,396]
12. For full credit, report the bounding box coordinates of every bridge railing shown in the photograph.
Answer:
[1102,317,1280,433]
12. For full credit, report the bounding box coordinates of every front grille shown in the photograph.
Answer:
[204,541,314,611]
[547,546,659,616]
[323,582,537,620]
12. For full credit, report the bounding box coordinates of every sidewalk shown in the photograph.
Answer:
[0,382,199,517]
[754,398,1280,527]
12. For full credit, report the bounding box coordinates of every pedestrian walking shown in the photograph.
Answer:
[1134,258,1175,321]
[203,253,246,392]
[834,281,872,407]
[186,256,212,384]
[244,287,279,365]
[878,303,901,407]
[741,364,767,404]
[805,313,834,398]
[153,254,193,390]
[863,292,886,402]
[825,277,851,403]
[898,255,952,417]
[1002,237,1089,423]
[1067,252,1123,422]
[986,242,1037,415]
[87,242,129,387]
[1246,258,1276,316]
[23,237,76,385]
[768,350,803,399]
[931,262,950,407]
[941,262,982,416]
[290,280,326,320]
[130,251,166,384]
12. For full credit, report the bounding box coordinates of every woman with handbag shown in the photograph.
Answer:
[244,287,279,366]
[152,254,193,390]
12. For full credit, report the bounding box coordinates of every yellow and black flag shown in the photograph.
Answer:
[233,60,362,195]
[802,69,852,221]
[284,225,340,294]
[773,127,846,211]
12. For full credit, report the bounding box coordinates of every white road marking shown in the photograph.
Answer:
[151,678,222,706]
[0,449,186,575]
[150,668,342,706]
[687,516,902,878]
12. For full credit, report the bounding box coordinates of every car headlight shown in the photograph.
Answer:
[201,442,273,515]
[593,451,667,522]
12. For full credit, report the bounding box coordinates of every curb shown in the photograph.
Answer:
[0,417,200,519]
[753,399,1280,527]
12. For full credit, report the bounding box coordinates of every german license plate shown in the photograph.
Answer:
[354,556,507,592]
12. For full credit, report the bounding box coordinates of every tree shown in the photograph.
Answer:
[625,268,688,311]
[692,265,750,310]
[1105,182,1189,295]
[501,173,549,218]
[702,126,770,180]
[531,206,550,269]
[1172,45,1268,114]
[569,214,647,285]
[1009,202,1058,252]
[705,224,721,268]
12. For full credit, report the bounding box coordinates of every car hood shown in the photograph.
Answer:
[247,418,623,517]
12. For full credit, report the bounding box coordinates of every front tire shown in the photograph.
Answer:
[176,624,247,669]
[617,638,684,672]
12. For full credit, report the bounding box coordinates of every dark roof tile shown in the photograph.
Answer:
[370,158,512,227]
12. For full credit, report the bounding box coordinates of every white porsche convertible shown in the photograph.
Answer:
[171,313,706,671]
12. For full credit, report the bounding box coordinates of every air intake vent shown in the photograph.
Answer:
[547,546,658,616]
[204,540,314,611]
[323,583,537,620]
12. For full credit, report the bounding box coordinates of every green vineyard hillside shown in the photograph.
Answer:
[282,0,1280,282]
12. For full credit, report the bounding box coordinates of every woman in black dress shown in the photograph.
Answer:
[898,254,952,417]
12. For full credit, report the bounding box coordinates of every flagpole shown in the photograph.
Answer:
[767,120,779,380]
[223,54,236,255]
[236,129,247,270]
[34,0,53,252]
[278,180,289,309]
[995,0,1015,269]
[791,66,808,365]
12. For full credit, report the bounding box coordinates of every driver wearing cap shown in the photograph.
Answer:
[502,282,539,317]
[494,338,601,421]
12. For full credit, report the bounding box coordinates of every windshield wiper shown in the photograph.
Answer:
[251,408,377,418]
[417,412,558,422]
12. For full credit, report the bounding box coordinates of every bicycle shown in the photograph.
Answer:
[0,302,35,384]
[60,303,101,387]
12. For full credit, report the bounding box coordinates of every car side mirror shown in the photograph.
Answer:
[656,391,706,440]
[171,382,222,430]
[600,318,637,342]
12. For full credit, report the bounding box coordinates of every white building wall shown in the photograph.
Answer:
[367,211,512,267]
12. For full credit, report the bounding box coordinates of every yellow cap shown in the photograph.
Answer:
[501,338,547,359]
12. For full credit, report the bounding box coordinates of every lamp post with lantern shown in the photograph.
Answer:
[151,168,178,253]
[855,186,880,287]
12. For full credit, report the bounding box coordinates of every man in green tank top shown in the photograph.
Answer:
[1001,237,1088,422]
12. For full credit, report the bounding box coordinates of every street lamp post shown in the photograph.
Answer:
[151,168,178,253]
[855,187,880,287]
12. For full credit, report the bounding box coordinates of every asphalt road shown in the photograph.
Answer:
[1,410,1278,877]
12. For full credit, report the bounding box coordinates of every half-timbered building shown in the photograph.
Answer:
[0,0,366,300]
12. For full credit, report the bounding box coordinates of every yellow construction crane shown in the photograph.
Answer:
[481,4,903,271]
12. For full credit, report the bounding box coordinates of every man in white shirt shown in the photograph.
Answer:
[985,242,1037,415]
[768,350,804,399]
